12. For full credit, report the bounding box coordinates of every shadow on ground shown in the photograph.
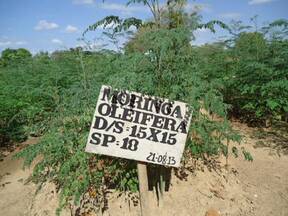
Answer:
[251,121,288,155]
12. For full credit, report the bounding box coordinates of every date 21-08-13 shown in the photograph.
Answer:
[146,152,176,165]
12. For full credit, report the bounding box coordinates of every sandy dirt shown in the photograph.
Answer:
[0,138,70,216]
[0,122,287,216]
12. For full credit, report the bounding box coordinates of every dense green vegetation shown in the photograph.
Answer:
[0,0,287,214]
[198,19,288,125]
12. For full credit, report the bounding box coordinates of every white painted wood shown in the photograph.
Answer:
[85,85,192,167]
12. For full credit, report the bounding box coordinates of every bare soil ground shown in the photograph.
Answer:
[0,121,287,216]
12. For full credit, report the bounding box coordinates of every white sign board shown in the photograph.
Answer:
[85,85,192,167]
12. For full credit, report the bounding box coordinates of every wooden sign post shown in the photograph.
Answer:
[137,162,150,216]
[85,85,192,215]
